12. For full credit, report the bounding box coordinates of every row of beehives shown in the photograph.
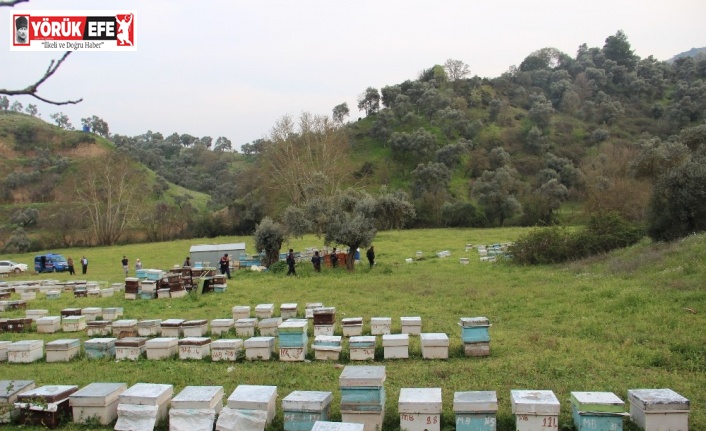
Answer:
[0,366,691,431]
[476,243,512,262]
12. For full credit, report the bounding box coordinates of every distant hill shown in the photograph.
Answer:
[667,46,706,63]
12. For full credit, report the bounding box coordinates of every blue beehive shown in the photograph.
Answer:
[339,366,386,412]
[571,392,625,431]
[460,317,491,343]
[283,391,333,431]
[84,337,117,359]
[454,391,498,431]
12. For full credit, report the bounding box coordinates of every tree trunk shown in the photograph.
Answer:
[344,243,360,271]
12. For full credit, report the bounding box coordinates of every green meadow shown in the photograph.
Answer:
[1,228,705,430]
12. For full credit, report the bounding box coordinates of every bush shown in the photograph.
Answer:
[268,260,287,274]
[510,212,644,265]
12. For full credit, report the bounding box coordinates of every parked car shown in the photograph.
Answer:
[34,253,69,273]
[0,260,29,274]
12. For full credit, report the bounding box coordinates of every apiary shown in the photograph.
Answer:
[281,303,298,319]
[169,385,223,431]
[349,335,376,361]
[382,334,409,359]
[81,307,102,322]
[401,316,422,335]
[627,388,689,431]
[211,339,243,361]
[210,318,234,336]
[36,315,61,333]
[259,317,283,336]
[234,318,258,338]
[226,385,278,425]
[15,385,78,428]
[112,319,138,338]
[283,391,333,431]
[245,336,276,360]
[45,338,81,362]
[454,391,498,431]
[313,335,342,361]
[182,319,208,337]
[145,337,178,360]
[102,307,123,321]
[399,388,442,431]
[62,315,86,332]
[232,305,251,320]
[342,317,363,337]
[339,366,386,431]
[115,337,147,361]
[178,337,212,360]
[570,391,625,431]
[370,317,391,335]
[420,333,450,359]
[255,303,275,319]
[510,390,560,431]
[8,340,43,363]
[114,383,173,431]
[137,319,161,336]
[87,320,112,336]
[69,382,126,425]
[160,318,185,337]
[84,338,117,359]
[0,380,35,423]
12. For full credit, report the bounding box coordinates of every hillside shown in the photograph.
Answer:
[0,111,211,250]
[668,46,706,63]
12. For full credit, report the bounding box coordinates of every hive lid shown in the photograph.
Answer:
[280,303,297,310]
[339,366,386,387]
[145,337,179,348]
[37,316,61,324]
[244,336,275,348]
[305,302,324,309]
[314,335,342,345]
[161,319,185,327]
[87,320,111,327]
[84,338,117,348]
[453,391,498,412]
[401,316,421,324]
[183,319,208,327]
[63,315,86,322]
[171,386,223,409]
[179,337,211,346]
[282,391,333,411]
[312,421,365,431]
[69,382,127,407]
[370,317,391,325]
[232,305,251,312]
[211,318,234,326]
[119,383,173,406]
[341,317,363,325]
[234,318,258,327]
[510,390,560,414]
[420,333,449,347]
[399,388,442,413]
[0,380,35,403]
[259,317,283,328]
[278,319,308,332]
[82,307,102,313]
[112,319,138,327]
[115,337,147,348]
[349,336,376,347]
[9,340,43,351]
[46,339,81,350]
[459,317,490,327]
[18,385,78,404]
[212,339,244,348]
[382,334,409,346]
[227,385,277,409]
[137,319,161,326]
[313,307,335,315]
[570,392,624,413]
[255,303,274,311]
[627,389,690,411]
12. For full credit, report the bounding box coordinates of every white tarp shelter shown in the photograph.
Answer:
[189,243,246,267]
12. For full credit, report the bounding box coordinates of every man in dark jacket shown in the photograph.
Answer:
[366,246,375,268]
[286,249,296,276]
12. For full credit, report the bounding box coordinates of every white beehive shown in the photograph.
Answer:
[145,337,178,360]
[25,309,49,321]
[510,390,560,431]
[232,305,251,320]
[259,317,283,336]
[420,333,450,359]
[115,337,147,361]
[382,334,409,359]
[401,317,422,335]
[178,337,212,360]
[627,388,689,431]
[160,318,184,337]
[313,335,342,361]
[245,336,276,360]
[342,317,363,337]
[210,318,234,336]
[7,340,43,363]
[349,336,377,361]
[280,303,298,319]
[370,317,391,335]
[45,338,81,362]
[211,339,243,362]
[0,380,35,423]
[137,319,161,337]
[255,303,275,319]
[36,316,61,333]
[399,388,442,431]
[182,319,208,337]
[81,307,102,322]
[312,421,365,431]
[70,382,126,425]
[234,318,258,338]
[102,307,123,321]
[170,386,223,431]
[86,320,112,337]
[115,383,173,431]
[111,319,138,338]
[62,315,86,332]
[226,385,278,425]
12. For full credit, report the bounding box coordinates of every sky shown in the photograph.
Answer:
[2,0,705,149]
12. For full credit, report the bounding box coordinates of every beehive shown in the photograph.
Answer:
[226,385,278,425]
[0,380,35,423]
[36,316,61,334]
[399,388,442,431]
[342,317,363,337]
[259,317,283,337]
[178,337,212,360]
[349,336,376,361]
[370,317,391,335]
[112,319,138,338]
[115,337,147,361]
[182,319,208,337]
[510,390,560,431]
[339,366,386,431]
[245,336,276,360]
[145,337,178,360]
[281,303,298,319]
[169,386,223,431]
[454,391,498,431]
[81,307,102,322]
[401,316,422,335]
[61,315,86,332]
[234,318,258,338]
[70,382,126,425]
[210,318,234,336]
[45,339,81,362]
[313,335,342,361]
[311,421,364,431]
[7,340,43,363]
[232,305,251,320]
[570,392,625,431]
[137,319,161,337]
[114,383,173,431]
[420,333,450,359]
[382,334,409,359]
[16,385,78,428]
[160,318,185,337]
[86,320,112,337]
[211,339,243,361]
[283,391,333,431]
[255,303,275,319]
[84,338,117,359]
[627,388,689,431]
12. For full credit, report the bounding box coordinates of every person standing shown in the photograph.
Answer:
[183,257,191,267]
[366,246,375,269]
[219,253,231,279]
[286,249,296,276]
[81,256,88,274]
[121,256,129,276]
[67,257,75,275]
[311,251,322,272]
[135,259,142,272]
[330,247,339,269]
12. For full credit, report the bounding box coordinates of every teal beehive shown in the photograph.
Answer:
[571,392,625,431]
[454,391,498,431]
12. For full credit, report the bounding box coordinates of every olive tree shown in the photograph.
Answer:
[472,166,523,226]
[253,217,287,268]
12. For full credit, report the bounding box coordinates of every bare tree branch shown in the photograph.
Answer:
[0,51,83,105]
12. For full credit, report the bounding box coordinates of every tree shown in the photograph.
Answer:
[472,166,523,225]
[0,96,9,110]
[410,162,451,198]
[213,136,233,152]
[74,153,145,245]
[50,112,74,130]
[443,59,471,81]
[24,103,38,116]
[603,30,638,70]
[332,102,350,124]
[81,115,110,137]
[253,217,287,268]
[357,87,380,116]
[10,100,23,112]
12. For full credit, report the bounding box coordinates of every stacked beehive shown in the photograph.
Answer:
[339,366,386,431]
[459,317,491,357]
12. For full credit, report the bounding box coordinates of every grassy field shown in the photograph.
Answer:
[1,228,705,430]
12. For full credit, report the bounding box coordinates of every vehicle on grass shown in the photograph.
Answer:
[0,260,28,274]
[34,253,69,273]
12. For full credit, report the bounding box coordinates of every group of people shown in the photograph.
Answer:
[285,245,376,276]
[119,256,142,276]
[64,256,88,275]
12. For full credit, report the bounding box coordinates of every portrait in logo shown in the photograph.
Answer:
[15,15,29,44]
[115,13,133,46]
